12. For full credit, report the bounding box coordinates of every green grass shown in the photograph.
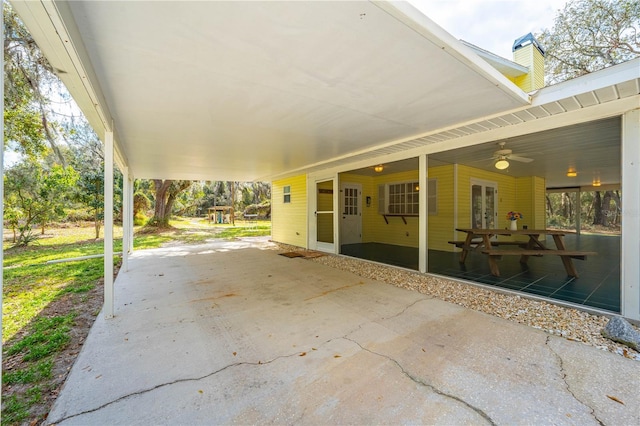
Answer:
[6,314,75,361]
[3,360,53,385]
[214,223,272,238]
[2,394,31,425]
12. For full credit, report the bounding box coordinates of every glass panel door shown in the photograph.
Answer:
[316,180,334,245]
[471,180,497,229]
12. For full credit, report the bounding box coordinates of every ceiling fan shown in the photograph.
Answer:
[492,142,533,169]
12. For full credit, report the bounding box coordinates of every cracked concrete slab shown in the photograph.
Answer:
[47,239,639,425]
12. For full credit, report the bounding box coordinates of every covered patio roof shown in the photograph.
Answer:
[12,0,530,181]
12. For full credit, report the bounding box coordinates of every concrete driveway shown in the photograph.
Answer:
[47,238,639,425]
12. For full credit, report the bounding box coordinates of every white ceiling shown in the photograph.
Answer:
[51,1,529,181]
[346,118,621,188]
[428,117,622,188]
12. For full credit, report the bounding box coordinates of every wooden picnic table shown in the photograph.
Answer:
[450,228,597,278]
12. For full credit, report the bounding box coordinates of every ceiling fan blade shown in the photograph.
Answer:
[509,155,534,163]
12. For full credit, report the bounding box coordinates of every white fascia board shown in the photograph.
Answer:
[532,58,640,106]
[374,1,530,105]
[460,40,529,78]
[10,0,128,171]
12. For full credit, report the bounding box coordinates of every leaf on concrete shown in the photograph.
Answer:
[607,395,624,405]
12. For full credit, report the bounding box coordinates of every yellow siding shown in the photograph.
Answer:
[533,176,547,229]
[532,49,545,90]
[515,176,546,230]
[454,165,517,245]
[371,170,420,248]
[512,44,545,92]
[427,165,455,251]
[271,175,307,248]
[342,168,457,250]
[512,46,533,91]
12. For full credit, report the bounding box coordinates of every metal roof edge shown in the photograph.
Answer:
[372,0,531,106]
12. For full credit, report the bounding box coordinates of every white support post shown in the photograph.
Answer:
[621,109,640,321]
[122,167,130,272]
[418,154,428,273]
[129,176,134,254]
[104,132,115,319]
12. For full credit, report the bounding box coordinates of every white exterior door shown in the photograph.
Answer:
[471,179,498,229]
[340,183,362,245]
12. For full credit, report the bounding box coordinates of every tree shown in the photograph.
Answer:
[149,180,193,227]
[76,169,104,238]
[4,159,78,245]
[538,0,640,85]
[3,1,68,163]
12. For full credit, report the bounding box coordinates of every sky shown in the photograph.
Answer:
[408,0,569,59]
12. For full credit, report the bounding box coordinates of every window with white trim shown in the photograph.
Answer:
[378,179,437,215]
[283,185,291,203]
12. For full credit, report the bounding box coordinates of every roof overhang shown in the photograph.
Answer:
[11,0,530,181]
[461,40,529,78]
[308,58,639,188]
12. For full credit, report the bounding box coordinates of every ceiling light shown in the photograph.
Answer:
[494,158,509,170]
[374,165,384,173]
[567,169,577,177]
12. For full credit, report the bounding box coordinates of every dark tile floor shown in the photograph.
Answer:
[341,234,620,313]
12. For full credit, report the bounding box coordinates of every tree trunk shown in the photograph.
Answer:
[560,192,571,219]
[152,179,173,227]
[601,191,612,227]
[230,181,235,226]
[592,191,603,225]
[150,179,192,227]
[95,210,101,239]
[611,191,621,225]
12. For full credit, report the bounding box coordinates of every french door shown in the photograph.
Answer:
[471,179,497,229]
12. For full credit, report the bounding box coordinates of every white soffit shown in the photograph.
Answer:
[15,1,529,181]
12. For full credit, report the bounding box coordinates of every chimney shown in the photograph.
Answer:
[512,33,545,91]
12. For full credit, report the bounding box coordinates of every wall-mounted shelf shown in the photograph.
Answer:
[381,214,417,224]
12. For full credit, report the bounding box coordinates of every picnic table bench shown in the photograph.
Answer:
[450,228,597,278]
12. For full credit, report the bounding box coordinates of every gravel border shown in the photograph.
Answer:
[273,243,639,361]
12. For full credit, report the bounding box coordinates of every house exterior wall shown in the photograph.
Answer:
[371,170,420,248]
[427,165,455,251]
[456,165,516,230]
[516,176,546,230]
[512,43,545,92]
[272,174,308,248]
[338,166,543,252]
